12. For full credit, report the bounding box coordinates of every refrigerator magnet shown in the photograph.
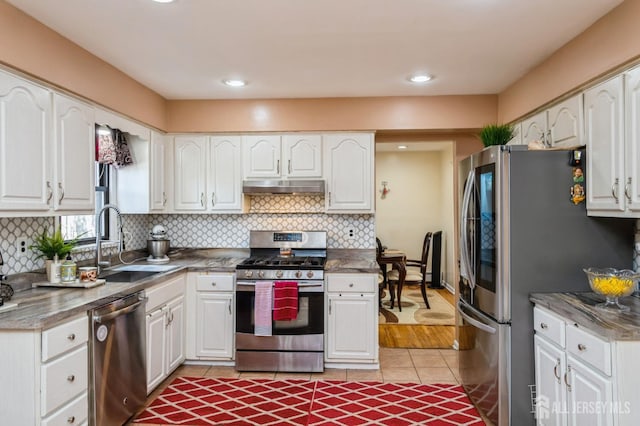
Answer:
[571,184,585,205]
[572,167,584,183]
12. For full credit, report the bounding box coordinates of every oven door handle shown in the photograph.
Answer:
[236,281,324,291]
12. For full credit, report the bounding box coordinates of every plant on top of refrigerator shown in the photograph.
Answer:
[479,123,516,147]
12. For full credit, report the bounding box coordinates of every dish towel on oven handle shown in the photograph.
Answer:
[273,281,298,321]
[254,281,273,336]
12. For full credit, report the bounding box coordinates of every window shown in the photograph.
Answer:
[60,163,110,244]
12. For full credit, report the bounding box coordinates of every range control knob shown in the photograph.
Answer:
[245,270,254,278]
[295,270,303,279]
[306,271,314,279]
[258,271,265,279]
[275,270,283,279]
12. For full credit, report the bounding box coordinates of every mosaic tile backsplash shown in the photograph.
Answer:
[0,212,374,274]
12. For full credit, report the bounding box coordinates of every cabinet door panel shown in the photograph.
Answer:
[282,135,322,178]
[534,336,567,426]
[521,112,547,146]
[327,293,375,360]
[146,308,166,394]
[54,94,95,211]
[166,297,185,373]
[566,356,613,426]
[150,132,169,211]
[0,72,51,210]
[174,136,206,211]
[209,136,243,211]
[196,293,234,359]
[625,66,640,213]
[585,76,625,213]
[243,135,281,178]
[548,95,583,148]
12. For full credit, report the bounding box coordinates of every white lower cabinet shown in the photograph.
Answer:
[0,314,89,425]
[325,273,378,365]
[186,272,235,361]
[145,274,186,394]
[533,306,639,426]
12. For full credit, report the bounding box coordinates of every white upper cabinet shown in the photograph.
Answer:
[208,136,243,212]
[53,93,95,212]
[585,75,625,215]
[0,70,52,211]
[282,134,322,178]
[519,94,584,148]
[174,136,207,211]
[624,65,640,214]
[242,135,281,179]
[506,123,523,145]
[324,133,374,213]
[547,95,583,148]
[150,131,172,212]
[243,134,322,179]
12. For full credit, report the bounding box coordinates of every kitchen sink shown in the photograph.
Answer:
[101,270,160,283]
[110,264,178,273]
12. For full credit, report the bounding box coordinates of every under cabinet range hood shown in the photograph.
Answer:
[242,180,325,194]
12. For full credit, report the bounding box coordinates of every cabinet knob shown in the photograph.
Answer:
[67,333,76,341]
[540,322,548,329]
[211,282,216,287]
[67,416,75,424]
[349,283,354,288]
[67,374,75,382]
[577,343,587,352]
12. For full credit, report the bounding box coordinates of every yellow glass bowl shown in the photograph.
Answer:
[583,267,639,311]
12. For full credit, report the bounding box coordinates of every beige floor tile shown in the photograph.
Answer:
[440,351,459,369]
[379,348,413,368]
[275,372,312,380]
[311,368,347,381]
[239,371,277,379]
[381,367,420,383]
[347,369,383,382]
[416,367,458,384]
[205,366,241,378]
[408,350,448,368]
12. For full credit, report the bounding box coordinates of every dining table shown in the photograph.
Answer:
[377,249,406,311]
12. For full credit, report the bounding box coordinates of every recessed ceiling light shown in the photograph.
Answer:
[398,145,408,150]
[409,74,432,83]
[152,0,175,3]
[223,79,247,87]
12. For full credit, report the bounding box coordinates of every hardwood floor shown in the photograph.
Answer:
[379,287,456,349]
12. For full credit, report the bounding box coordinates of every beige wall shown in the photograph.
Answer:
[499,0,640,123]
[375,147,455,284]
[0,0,166,130]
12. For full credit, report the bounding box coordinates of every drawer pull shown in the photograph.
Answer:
[349,283,354,288]
[211,282,216,287]
[67,333,76,341]
[578,343,587,352]
[540,322,548,329]
[67,416,75,424]
[67,374,75,382]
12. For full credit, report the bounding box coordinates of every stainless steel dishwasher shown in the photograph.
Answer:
[89,291,146,426]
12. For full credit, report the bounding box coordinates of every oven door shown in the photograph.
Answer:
[235,281,324,348]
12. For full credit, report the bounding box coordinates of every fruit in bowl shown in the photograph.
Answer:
[583,267,640,311]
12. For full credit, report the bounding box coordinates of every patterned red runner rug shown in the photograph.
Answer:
[134,377,485,425]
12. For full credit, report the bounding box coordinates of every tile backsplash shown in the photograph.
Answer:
[0,212,374,274]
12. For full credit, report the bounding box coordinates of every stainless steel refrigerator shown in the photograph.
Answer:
[457,145,633,426]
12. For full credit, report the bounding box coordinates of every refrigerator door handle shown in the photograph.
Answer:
[460,170,476,289]
[457,301,496,334]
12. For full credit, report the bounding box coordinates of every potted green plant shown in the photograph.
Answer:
[30,229,81,280]
[479,123,516,147]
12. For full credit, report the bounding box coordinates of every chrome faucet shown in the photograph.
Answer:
[95,204,124,274]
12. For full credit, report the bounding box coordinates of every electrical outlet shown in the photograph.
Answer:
[16,237,28,257]
[347,229,355,240]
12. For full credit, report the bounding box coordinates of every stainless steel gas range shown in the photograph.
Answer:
[235,230,326,372]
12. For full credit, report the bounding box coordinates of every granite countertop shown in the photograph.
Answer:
[0,248,377,331]
[530,292,640,341]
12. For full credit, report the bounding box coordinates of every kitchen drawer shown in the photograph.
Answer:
[566,323,611,376]
[196,273,234,292]
[533,307,565,348]
[326,274,376,293]
[41,392,87,426]
[41,345,88,416]
[41,315,88,362]
[146,274,186,312]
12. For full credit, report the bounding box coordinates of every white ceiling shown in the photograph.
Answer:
[7,0,623,100]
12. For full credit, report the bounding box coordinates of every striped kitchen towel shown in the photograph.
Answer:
[273,281,298,321]
[254,281,273,336]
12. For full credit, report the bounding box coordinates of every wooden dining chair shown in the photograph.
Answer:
[387,232,432,309]
[376,238,387,307]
